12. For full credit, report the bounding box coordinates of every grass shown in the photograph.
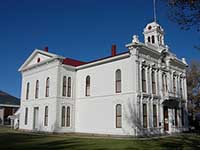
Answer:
[0,127,200,150]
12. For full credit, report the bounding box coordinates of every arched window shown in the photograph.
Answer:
[148,36,151,43]
[45,77,50,97]
[62,76,67,96]
[61,106,65,127]
[173,75,176,94]
[25,107,28,125]
[115,69,121,93]
[142,68,146,93]
[44,106,48,126]
[67,77,71,97]
[35,80,39,99]
[85,76,90,96]
[66,106,70,127]
[152,35,155,44]
[152,71,156,94]
[116,104,122,128]
[26,82,30,100]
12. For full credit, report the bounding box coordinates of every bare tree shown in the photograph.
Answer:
[162,0,200,49]
[187,61,200,124]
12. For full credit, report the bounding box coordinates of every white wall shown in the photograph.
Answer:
[75,57,139,135]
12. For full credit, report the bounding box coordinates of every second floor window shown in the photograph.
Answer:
[115,69,121,93]
[26,82,30,100]
[67,77,71,97]
[35,80,39,99]
[180,78,183,98]
[173,75,176,94]
[46,77,50,97]
[152,71,156,94]
[85,76,90,96]
[142,68,146,93]
[62,76,67,96]
[162,73,168,95]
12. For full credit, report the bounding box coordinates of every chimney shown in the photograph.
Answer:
[111,44,116,56]
[44,46,48,52]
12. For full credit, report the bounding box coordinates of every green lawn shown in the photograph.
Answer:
[0,127,200,150]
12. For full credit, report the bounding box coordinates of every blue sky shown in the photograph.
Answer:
[0,0,199,98]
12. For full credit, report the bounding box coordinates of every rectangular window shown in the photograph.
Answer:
[175,108,178,127]
[152,71,156,94]
[153,104,157,127]
[25,108,28,125]
[142,69,146,93]
[143,104,147,128]
[181,107,184,126]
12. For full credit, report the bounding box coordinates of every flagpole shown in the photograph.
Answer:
[153,0,157,22]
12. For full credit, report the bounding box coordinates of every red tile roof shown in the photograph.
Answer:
[62,51,129,67]
[62,58,86,67]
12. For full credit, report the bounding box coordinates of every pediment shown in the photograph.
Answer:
[19,49,61,71]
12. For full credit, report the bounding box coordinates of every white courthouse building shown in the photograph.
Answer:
[18,21,188,136]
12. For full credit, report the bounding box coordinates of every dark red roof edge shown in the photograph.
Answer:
[62,51,129,67]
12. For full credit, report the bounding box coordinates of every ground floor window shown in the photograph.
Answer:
[175,108,178,127]
[181,107,185,126]
[61,106,65,127]
[44,106,48,126]
[61,106,71,127]
[25,107,28,125]
[66,106,70,127]
[153,104,157,127]
[143,104,147,128]
[116,104,122,128]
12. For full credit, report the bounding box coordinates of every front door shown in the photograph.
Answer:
[163,106,169,131]
[33,107,39,130]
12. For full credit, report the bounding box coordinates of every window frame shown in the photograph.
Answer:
[66,106,70,127]
[25,107,28,125]
[26,82,30,100]
[62,76,67,96]
[85,76,90,96]
[115,69,122,93]
[142,68,146,93]
[152,71,156,94]
[153,104,157,128]
[67,77,71,97]
[35,80,39,99]
[44,106,48,126]
[116,104,122,128]
[45,77,50,97]
[143,104,148,128]
[61,106,65,127]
